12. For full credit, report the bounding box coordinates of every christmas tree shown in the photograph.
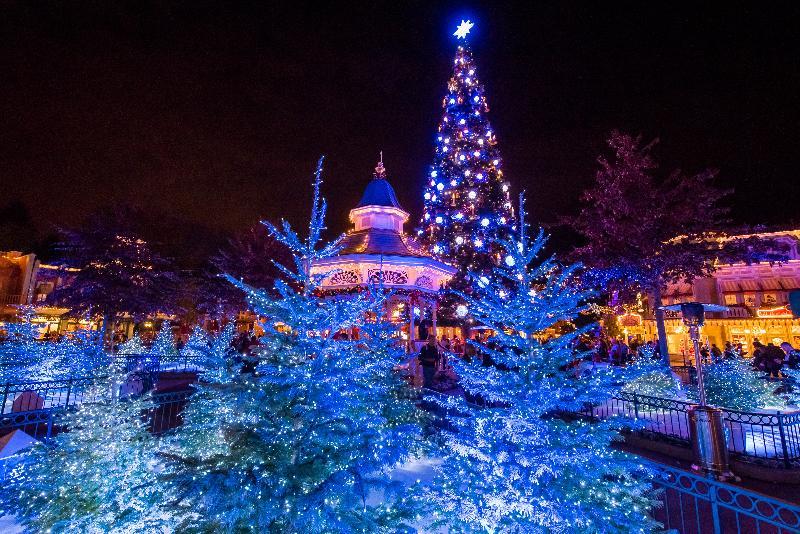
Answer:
[0,374,168,532]
[0,310,106,382]
[691,359,785,411]
[179,325,210,359]
[420,20,515,282]
[157,159,426,531]
[117,333,146,356]
[148,322,177,359]
[423,196,658,532]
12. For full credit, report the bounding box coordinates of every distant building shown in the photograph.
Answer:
[622,230,800,357]
[0,251,90,335]
[0,251,38,307]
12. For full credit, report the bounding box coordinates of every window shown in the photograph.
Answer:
[744,294,757,307]
[762,293,777,306]
[724,294,738,306]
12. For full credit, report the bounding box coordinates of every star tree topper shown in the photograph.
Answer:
[453,19,474,39]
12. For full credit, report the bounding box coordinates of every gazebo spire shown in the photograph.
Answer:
[373,151,387,180]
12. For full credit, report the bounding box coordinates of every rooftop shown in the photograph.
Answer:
[355,159,403,209]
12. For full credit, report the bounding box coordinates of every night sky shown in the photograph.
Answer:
[2,1,799,244]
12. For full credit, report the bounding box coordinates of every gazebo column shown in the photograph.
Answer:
[431,299,438,342]
[408,295,416,353]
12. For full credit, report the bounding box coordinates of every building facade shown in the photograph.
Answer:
[628,230,800,358]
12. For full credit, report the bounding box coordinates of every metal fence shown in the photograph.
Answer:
[108,353,210,374]
[652,463,800,533]
[583,392,800,468]
[0,374,195,440]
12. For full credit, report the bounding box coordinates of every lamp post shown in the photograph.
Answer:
[660,302,737,481]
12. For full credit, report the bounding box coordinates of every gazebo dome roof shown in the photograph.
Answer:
[356,160,403,209]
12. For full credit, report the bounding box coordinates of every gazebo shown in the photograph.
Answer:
[309,157,456,352]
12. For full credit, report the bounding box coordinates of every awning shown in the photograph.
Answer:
[760,278,782,290]
[779,277,800,291]
[739,279,761,292]
[719,280,740,293]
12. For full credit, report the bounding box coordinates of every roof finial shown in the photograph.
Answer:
[374,151,386,179]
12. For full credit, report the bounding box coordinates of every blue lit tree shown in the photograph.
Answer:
[147,321,177,359]
[420,21,515,282]
[0,373,169,532]
[158,158,426,532]
[423,196,659,532]
[179,325,210,358]
[0,310,106,382]
[691,360,785,411]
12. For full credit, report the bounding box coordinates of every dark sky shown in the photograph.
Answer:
[2,1,799,241]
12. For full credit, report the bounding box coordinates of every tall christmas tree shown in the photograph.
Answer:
[420,20,515,281]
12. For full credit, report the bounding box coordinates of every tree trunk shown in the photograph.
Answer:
[653,283,670,367]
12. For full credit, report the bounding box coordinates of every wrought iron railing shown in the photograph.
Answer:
[0,372,196,439]
[108,353,210,374]
[582,392,800,468]
[0,294,23,306]
[651,463,800,533]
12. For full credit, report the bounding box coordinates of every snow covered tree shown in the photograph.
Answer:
[157,158,426,532]
[564,131,786,364]
[420,22,515,284]
[423,196,659,532]
[692,359,784,411]
[0,374,168,532]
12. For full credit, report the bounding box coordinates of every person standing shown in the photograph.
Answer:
[781,341,800,369]
[723,341,735,359]
[419,338,440,388]
[764,343,786,378]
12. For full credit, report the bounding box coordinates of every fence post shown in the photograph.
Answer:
[0,382,9,415]
[633,395,640,421]
[776,412,791,469]
[45,410,54,441]
[64,377,73,408]
[708,483,722,534]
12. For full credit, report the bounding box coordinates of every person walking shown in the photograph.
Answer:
[419,338,440,389]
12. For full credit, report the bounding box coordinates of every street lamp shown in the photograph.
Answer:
[660,302,737,481]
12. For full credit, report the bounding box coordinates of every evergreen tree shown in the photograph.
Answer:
[117,333,146,356]
[0,310,106,382]
[692,359,784,411]
[148,322,177,359]
[622,360,681,398]
[158,159,426,532]
[180,325,211,359]
[423,197,659,532]
[0,374,167,532]
[420,22,515,283]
